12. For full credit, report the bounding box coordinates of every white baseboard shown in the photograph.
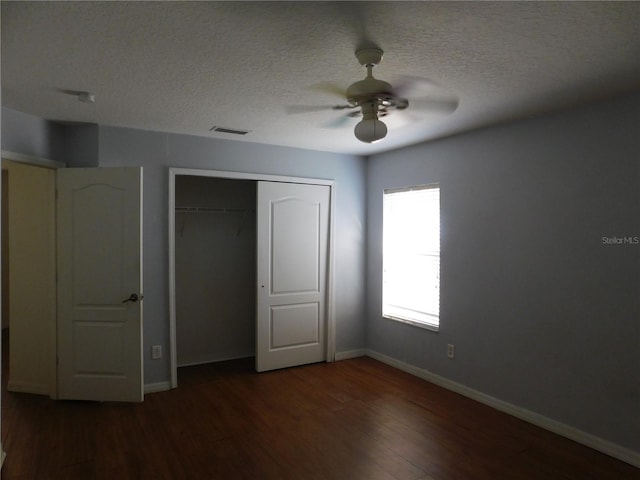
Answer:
[365,349,640,469]
[177,354,254,368]
[144,381,171,394]
[335,349,367,361]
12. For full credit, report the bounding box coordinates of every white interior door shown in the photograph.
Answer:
[57,167,143,402]
[256,181,330,372]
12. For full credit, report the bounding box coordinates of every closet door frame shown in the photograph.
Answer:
[168,168,336,389]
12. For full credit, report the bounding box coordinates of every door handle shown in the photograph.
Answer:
[122,293,139,304]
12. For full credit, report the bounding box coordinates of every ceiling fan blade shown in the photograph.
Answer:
[284,105,333,115]
[392,75,445,97]
[285,103,357,115]
[383,111,418,130]
[322,114,355,129]
[409,96,460,114]
[310,82,348,99]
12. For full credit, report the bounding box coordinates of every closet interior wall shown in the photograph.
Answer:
[175,176,256,367]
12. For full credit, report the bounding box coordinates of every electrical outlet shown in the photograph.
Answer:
[151,345,162,360]
[447,344,455,359]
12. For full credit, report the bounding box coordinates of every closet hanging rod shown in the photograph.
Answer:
[175,206,255,214]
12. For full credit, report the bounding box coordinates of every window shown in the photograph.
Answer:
[383,184,440,330]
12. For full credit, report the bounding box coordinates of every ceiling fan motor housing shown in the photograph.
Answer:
[348,48,408,111]
[347,77,393,104]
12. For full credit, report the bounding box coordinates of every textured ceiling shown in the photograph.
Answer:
[2,1,640,155]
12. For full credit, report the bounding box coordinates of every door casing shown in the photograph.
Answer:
[168,168,336,388]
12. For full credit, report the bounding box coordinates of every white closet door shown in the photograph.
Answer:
[57,167,144,402]
[256,181,330,372]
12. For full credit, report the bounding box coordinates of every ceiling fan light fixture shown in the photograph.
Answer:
[355,100,388,143]
[354,118,387,143]
[354,116,387,143]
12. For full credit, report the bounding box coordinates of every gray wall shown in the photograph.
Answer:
[97,128,368,385]
[366,92,640,452]
[1,107,98,166]
[1,107,63,161]
[58,123,99,167]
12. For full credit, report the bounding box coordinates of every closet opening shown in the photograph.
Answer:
[174,176,257,380]
[169,167,336,389]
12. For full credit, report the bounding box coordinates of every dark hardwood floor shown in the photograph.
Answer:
[2,346,639,479]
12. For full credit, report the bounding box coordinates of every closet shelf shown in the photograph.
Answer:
[175,206,255,237]
[175,206,255,214]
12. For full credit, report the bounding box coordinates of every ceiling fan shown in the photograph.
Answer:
[288,47,459,144]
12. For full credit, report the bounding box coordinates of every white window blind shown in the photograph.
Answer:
[383,185,440,330]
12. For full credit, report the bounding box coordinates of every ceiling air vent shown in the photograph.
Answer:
[209,125,250,135]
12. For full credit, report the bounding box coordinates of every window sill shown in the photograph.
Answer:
[383,314,439,332]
